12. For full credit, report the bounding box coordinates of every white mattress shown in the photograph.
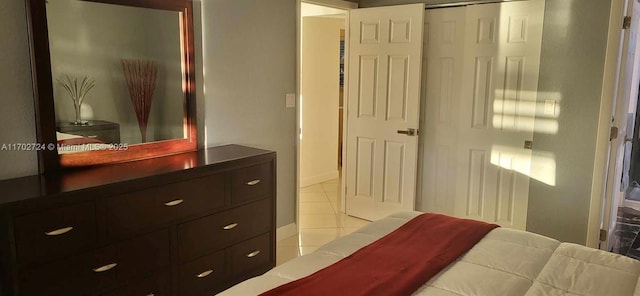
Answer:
[220,212,640,296]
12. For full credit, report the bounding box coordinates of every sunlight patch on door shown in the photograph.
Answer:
[492,90,561,134]
[491,145,556,186]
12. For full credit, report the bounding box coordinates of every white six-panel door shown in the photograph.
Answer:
[423,0,544,229]
[422,6,466,216]
[345,4,424,221]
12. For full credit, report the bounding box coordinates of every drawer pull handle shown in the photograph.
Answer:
[164,199,184,206]
[223,223,238,230]
[246,180,261,186]
[45,226,74,236]
[196,269,214,278]
[93,263,117,273]
[247,250,261,258]
[87,135,98,138]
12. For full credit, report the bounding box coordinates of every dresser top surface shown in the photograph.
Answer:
[0,145,274,207]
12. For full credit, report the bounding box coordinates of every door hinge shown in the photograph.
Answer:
[599,229,608,242]
[624,16,632,29]
[611,126,619,141]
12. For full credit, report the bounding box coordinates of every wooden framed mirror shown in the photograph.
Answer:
[27,0,196,174]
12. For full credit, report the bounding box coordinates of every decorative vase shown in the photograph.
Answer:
[122,59,158,143]
[73,101,88,125]
[57,75,95,126]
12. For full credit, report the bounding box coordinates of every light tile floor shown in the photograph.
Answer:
[277,179,370,265]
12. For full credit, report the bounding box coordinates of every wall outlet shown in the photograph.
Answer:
[544,99,556,115]
[286,93,296,108]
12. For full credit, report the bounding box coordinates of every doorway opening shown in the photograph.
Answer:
[298,2,348,232]
[299,2,345,191]
[279,0,370,266]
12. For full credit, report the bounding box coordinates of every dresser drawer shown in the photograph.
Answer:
[179,250,226,296]
[20,229,170,296]
[229,233,272,278]
[14,202,96,266]
[231,162,272,204]
[106,173,225,238]
[177,198,271,262]
[102,269,170,296]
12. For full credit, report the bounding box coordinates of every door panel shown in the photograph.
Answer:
[467,149,488,219]
[383,140,405,203]
[422,6,466,216]
[386,56,409,121]
[458,0,544,229]
[358,56,378,117]
[355,137,375,198]
[346,4,424,221]
[424,0,544,229]
[472,56,493,128]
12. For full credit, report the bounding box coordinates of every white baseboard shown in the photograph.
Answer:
[277,223,298,241]
[300,170,339,187]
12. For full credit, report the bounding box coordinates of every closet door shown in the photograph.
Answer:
[421,6,466,216]
[423,0,544,229]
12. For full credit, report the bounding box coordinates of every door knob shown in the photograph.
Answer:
[397,128,418,136]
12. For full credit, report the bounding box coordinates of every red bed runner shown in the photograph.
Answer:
[260,213,499,296]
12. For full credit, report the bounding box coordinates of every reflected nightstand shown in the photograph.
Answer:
[57,120,120,143]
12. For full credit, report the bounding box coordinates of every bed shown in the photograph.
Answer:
[220,211,640,296]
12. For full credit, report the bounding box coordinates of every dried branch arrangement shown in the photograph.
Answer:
[57,75,96,125]
[122,59,158,143]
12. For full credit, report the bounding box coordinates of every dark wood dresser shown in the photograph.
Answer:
[0,145,276,296]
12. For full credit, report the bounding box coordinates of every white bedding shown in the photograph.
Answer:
[220,211,640,296]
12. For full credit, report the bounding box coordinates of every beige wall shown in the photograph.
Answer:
[201,0,297,228]
[300,17,344,187]
[526,0,611,244]
[0,0,38,179]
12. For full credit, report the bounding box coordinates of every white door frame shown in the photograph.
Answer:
[591,0,633,249]
[295,0,357,236]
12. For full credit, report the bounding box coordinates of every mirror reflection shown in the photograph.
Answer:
[46,0,186,154]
